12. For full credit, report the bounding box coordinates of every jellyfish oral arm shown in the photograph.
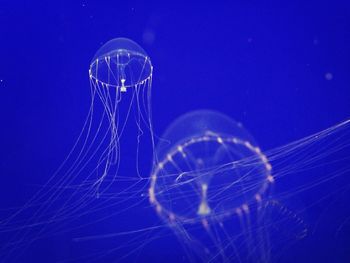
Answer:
[197,183,211,216]
[120,78,126,92]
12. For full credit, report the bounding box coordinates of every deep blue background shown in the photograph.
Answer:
[0,1,350,262]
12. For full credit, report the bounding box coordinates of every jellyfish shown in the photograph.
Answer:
[148,110,275,262]
[147,110,350,262]
[149,110,273,221]
[0,38,156,262]
[88,37,155,193]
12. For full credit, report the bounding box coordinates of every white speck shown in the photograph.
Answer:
[325,72,333,81]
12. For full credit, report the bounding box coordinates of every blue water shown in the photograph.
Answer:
[0,1,350,262]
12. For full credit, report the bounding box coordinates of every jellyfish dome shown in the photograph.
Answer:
[149,110,274,225]
[89,38,153,90]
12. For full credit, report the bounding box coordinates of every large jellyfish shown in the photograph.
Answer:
[149,110,273,222]
[147,110,350,262]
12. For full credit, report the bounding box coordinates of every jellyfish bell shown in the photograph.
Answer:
[89,37,153,91]
[150,110,273,223]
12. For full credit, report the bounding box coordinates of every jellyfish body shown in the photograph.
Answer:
[148,110,350,262]
[149,110,275,262]
[89,38,152,90]
[150,110,273,221]
[88,38,154,192]
[0,38,155,262]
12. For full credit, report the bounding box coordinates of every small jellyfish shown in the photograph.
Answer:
[325,72,333,81]
[0,38,156,262]
[88,38,155,192]
[89,37,153,92]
